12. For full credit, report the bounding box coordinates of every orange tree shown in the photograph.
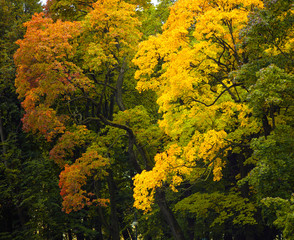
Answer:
[14,1,146,239]
[14,0,185,238]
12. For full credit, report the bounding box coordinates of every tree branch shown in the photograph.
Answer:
[225,19,241,66]
[190,83,241,107]
[116,58,127,111]
[86,115,142,173]
[88,73,117,91]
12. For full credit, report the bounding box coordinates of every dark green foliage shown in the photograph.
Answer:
[231,1,294,238]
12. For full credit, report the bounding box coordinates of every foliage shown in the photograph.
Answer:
[14,13,86,141]
[13,0,165,239]
[242,125,294,200]
[175,192,256,227]
[14,0,143,215]
[262,195,294,240]
[7,0,294,238]
[133,0,263,212]
[59,145,110,213]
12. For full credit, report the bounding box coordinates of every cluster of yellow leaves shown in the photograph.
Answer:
[132,0,263,212]
[49,125,93,167]
[134,0,263,106]
[133,144,183,213]
[133,130,229,212]
[82,0,142,72]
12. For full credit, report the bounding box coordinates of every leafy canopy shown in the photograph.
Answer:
[133,0,263,212]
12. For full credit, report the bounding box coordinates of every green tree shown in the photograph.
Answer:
[231,0,294,238]
[0,0,42,238]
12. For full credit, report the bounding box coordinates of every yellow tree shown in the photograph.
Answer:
[133,0,263,213]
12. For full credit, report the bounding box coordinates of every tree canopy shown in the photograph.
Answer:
[1,0,293,239]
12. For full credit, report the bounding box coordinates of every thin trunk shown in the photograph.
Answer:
[109,94,115,121]
[16,206,25,229]
[155,189,185,240]
[76,232,84,240]
[135,142,152,171]
[224,233,233,240]
[107,170,120,240]
[97,222,104,240]
[121,229,130,240]
[116,59,127,112]
[68,230,73,240]
[128,133,142,173]
[262,114,271,138]
[0,113,7,167]
[187,217,195,240]
[270,104,276,130]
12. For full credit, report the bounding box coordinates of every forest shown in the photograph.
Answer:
[0,0,293,239]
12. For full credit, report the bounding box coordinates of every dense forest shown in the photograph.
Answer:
[0,0,293,239]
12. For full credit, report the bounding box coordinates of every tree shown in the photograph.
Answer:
[234,0,294,237]
[13,1,165,239]
[133,0,263,213]
[132,0,294,239]
[12,0,294,238]
[131,0,293,239]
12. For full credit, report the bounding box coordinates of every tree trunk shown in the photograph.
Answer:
[116,59,127,112]
[107,171,120,240]
[224,232,233,240]
[155,189,186,240]
[0,113,7,167]
[68,230,73,240]
[99,110,185,240]
[187,217,195,240]
[76,232,84,240]
[262,114,271,138]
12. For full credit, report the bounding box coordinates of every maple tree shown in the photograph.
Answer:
[133,0,263,213]
[132,0,294,239]
[14,13,86,141]
[14,1,153,239]
[0,0,89,238]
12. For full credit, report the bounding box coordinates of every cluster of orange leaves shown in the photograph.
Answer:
[49,125,92,167]
[14,13,92,141]
[59,150,110,214]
